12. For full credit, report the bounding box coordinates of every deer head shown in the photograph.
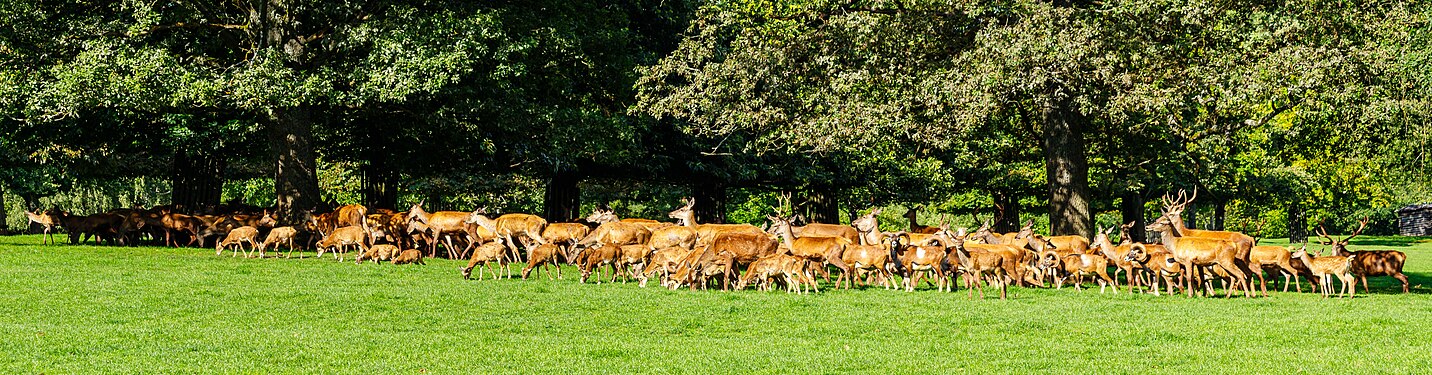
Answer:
[1316,217,1367,254]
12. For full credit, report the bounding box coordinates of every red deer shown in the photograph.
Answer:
[1291,246,1356,298]
[1319,218,1409,294]
[215,226,261,257]
[579,241,622,284]
[739,253,820,293]
[404,202,474,259]
[1160,190,1257,295]
[905,205,942,234]
[1146,213,1251,298]
[356,244,401,264]
[613,244,656,284]
[1089,225,1138,292]
[466,209,548,262]
[668,247,737,291]
[541,222,592,257]
[461,240,511,280]
[667,198,765,245]
[1247,241,1301,295]
[391,249,426,265]
[156,209,205,247]
[648,225,699,252]
[767,214,851,285]
[642,247,696,288]
[571,221,652,264]
[259,226,300,258]
[949,235,1008,299]
[316,226,370,262]
[25,210,58,245]
[517,237,563,280]
[953,227,1032,288]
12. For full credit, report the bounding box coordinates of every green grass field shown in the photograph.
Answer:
[2,234,1431,373]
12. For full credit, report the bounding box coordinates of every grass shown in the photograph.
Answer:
[2,235,1431,374]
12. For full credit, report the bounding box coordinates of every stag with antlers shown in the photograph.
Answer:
[1318,218,1409,294]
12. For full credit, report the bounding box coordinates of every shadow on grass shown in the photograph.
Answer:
[1349,236,1430,248]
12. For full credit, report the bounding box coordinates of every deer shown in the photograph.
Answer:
[905,205,942,234]
[704,231,783,278]
[1246,232,1301,295]
[888,233,948,292]
[1159,190,1257,296]
[215,226,261,258]
[580,241,624,284]
[1291,246,1356,298]
[1038,247,1116,293]
[667,198,765,246]
[355,244,401,264]
[948,230,1008,299]
[953,225,1033,288]
[404,202,475,260]
[517,236,563,280]
[391,249,426,265]
[465,208,548,263]
[541,222,592,257]
[25,210,58,245]
[767,213,852,286]
[836,239,895,290]
[1318,217,1409,294]
[642,246,696,288]
[648,225,699,252]
[1146,211,1252,298]
[1123,244,1184,296]
[570,221,652,265]
[316,226,371,262]
[736,254,787,291]
[1089,225,1139,292]
[764,192,862,243]
[461,240,511,280]
[257,226,300,258]
[153,209,203,247]
[613,243,657,284]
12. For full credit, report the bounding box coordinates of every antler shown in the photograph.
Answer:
[1315,221,1336,245]
[1344,217,1369,244]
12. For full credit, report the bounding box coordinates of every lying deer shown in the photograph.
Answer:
[391,249,426,265]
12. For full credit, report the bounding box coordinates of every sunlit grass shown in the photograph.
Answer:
[1,234,1430,373]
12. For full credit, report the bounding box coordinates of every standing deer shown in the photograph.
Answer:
[1146,212,1252,298]
[1318,218,1409,294]
[25,210,58,245]
[1291,246,1356,298]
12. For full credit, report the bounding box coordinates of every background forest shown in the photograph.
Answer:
[2,0,1429,241]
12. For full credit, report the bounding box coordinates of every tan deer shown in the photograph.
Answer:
[667,198,765,246]
[25,210,58,245]
[1124,244,1184,296]
[949,231,1008,299]
[767,213,852,286]
[1291,246,1356,298]
[1146,213,1251,298]
[1160,190,1257,296]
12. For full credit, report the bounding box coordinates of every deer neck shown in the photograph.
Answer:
[777,224,797,248]
[977,232,1001,245]
[678,212,698,228]
[1296,253,1315,271]
[1155,227,1179,253]
[858,227,881,247]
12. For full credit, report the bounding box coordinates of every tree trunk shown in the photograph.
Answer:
[1288,200,1306,243]
[1042,95,1092,238]
[1212,200,1226,231]
[542,170,581,223]
[992,190,1022,234]
[1119,189,1146,243]
[361,162,399,210]
[1185,202,1199,230]
[171,150,225,213]
[267,107,325,225]
[693,183,726,224]
[799,187,841,224]
[0,189,9,234]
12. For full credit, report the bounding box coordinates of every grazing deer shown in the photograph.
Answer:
[316,226,371,262]
[580,241,622,284]
[1291,246,1356,298]
[1318,218,1409,294]
[642,246,696,288]
[1146,213,1251,298]
[25,210,58,245]
[215,226,261,258]
[405,202,475,259]
[518,237,564,280]
[668,198,765,246]
[259,226,300,258]
[355,244,401,264]
[461,240,511,280]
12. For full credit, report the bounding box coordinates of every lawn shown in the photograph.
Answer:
[2,234,1430,374]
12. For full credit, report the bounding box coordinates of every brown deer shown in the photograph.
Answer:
[466,209,548,262]
[579,241,622,284]
[215,226,261,258]
[1160,190,1257,295]
[1039,249,1116,293]
[391,249,426,265]
[949,232,1008,299]
[461,240,510,280]
[571,221,652,264]
[404,202,474,259]
[668,198,765,245]
[888,233,947,292]
[355,244,401,264]
[767,213,852,285]
[1318,218,1409,294]
[259,226,300,258]
[518,237,563,280]
[642,247,696,288]
[1146,213,1251,298]
[1291,246,1356,298]
[1090,225,1139,292]
[25,210,58,245]
[1124,244,1184,296]
[316,226,370,262]
[905,205,942,234]
[541,222,592,256]
[648,225,699,252]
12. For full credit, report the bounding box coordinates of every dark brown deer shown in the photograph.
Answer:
[1318,218,1409,294]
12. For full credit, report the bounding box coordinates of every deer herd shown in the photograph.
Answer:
[22,190,1411,299]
